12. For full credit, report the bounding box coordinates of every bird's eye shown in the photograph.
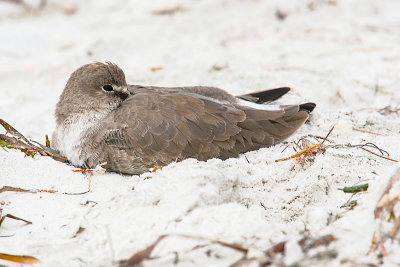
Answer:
[102,85,114,92]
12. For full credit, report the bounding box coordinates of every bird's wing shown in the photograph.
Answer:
[86,91,246,174]
[129,84,237,104]
[84,87,311,174]
[130,85,293,105]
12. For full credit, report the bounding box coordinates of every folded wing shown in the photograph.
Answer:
[84,88,312,174]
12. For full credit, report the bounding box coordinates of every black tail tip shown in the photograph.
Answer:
[300,102,316,113]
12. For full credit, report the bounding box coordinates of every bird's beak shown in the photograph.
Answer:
[115,86,130,100]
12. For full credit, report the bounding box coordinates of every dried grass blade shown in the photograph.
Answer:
[0,186,58,195]
[359,147,398,162]
[275,143,321,162]
[0,253,39,264]
[352,128,386,136]
[120,235,168,267]
[0,214,32,227]
[0,186,31,193]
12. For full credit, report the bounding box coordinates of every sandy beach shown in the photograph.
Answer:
[1,0,400,266]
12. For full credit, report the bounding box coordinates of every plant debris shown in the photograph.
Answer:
[340,183,369,193]
[119,235,167,267]
[0,119,68,163]
[233,234,336,266]
[0,185,90,196]
[368,232,388,257]
[72,162,106,175]
[340,192,358,210]
[374,167,400,238]
[231,241,286,267]
[366,167,400,257]
[151,5,185,16]
[45,134,50,147]
[298,234,336,252]
[275,126,398,163]
[352,128,386,136]
[0,253,39,264]
[0,186,57,194]
[378,105,400,115]
[332,142,398,162]
[275,126,333,162]
[119,234,248,267]
[375,167,400,219]
[340,199,358,210]
[0,208,32,228]
[120,232,338,267]
[150,66,163,72]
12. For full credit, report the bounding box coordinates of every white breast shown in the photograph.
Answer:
[52,112,107,166]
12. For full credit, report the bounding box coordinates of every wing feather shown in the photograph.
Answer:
[81,86,312,174]
[86,91,245,173]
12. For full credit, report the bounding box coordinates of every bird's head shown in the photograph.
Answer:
[55,62,129,125]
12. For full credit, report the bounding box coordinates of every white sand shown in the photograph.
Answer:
[1,0,400,266]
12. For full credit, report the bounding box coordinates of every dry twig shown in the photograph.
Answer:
[0,118,68,163]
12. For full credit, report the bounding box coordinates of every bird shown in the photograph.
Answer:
[52,62,315,175]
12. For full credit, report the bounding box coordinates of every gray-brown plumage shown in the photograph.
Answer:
[52,62,315,174]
